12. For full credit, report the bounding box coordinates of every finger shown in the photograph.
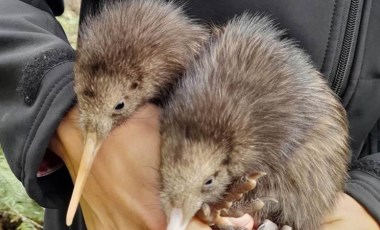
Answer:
[280,226,292,230]
[187,218,212,230]
[257,219,279,230]
[229,214,254,229]
[196,203,216,224]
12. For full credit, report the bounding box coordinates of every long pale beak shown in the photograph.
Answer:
[66,132,102,226]
[167,208,190,230]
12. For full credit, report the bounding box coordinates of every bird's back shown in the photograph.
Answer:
[161,14,349,229]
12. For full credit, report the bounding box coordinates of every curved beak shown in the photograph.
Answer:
[166,198,202,230]
[66,132,102,226]
[167,208,191,230]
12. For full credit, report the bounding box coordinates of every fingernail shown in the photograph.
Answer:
[228,214,254,228]
[258,219,278,230]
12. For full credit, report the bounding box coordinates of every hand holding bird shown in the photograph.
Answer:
[50,104,255,230]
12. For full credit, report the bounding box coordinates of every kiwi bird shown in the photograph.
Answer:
[159,14,349,230]
[68,0,207,225]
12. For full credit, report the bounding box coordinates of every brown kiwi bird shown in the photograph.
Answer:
[68,0,207,226]
[159,14,350,230]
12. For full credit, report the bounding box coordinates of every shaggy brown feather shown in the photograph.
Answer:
[74,0,207,139]
[159,14,350,230]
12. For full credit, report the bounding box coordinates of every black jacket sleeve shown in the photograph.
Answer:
[0,0,87,229]
[0,0,76,208]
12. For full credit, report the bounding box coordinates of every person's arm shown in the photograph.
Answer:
[0,0,76,214]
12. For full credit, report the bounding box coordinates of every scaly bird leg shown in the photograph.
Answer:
[196,172,267,229]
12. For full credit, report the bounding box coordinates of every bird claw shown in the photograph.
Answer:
[196,203,218,224]
[231,171,266,194]
[196,172,267,228]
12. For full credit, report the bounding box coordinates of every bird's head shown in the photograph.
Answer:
[160,138,234,230]
[65,0,207,224]
[66,59,153,225]
[74,64,150,140]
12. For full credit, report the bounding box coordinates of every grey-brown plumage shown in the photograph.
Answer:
[159,14,350,230]
[74,0,207,139]
[66,0,207,226]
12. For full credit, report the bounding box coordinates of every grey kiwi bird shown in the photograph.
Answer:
[159,14,350,230]
[68,0,207,226]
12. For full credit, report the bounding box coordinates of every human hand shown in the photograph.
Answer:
[185,183,380,230]
[251,193,380,230]
[188,214,254,230]
[50,104,165,229]
[321,193,379,230]
[50,104,254,230]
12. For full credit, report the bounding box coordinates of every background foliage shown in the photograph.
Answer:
[56,2,80,49]
[0,1,79,229]
[0,150,44,230]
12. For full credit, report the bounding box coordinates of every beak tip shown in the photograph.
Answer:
[167,208,189,230]
[65,132,100,227]
[66,216,73,226]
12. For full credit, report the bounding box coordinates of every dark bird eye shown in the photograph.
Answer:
[204,177,214,186]
[130,82,139,90]
[114,101,125,111]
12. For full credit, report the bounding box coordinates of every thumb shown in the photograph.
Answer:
[229,214,254,229]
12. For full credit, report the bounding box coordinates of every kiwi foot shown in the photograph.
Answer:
[197,172,267,228]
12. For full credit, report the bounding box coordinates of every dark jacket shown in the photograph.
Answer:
[0,0,379,229]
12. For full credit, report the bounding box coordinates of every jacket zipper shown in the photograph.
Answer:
[331,0,360,96]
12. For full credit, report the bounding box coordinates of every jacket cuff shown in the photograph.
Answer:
[22,61,76,208]
[346,155,380,222]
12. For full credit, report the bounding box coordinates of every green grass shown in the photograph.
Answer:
[0,149,44,230]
